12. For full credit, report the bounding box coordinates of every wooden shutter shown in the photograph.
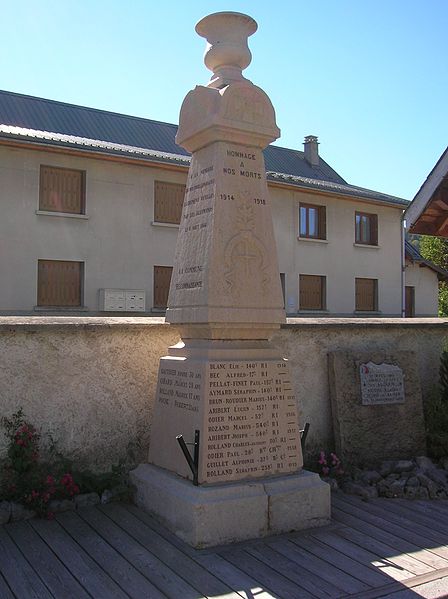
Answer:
[370,214,378,245]
[154,182,185,224]
[40,166,84,214]
[154,266,173,308]
[318,206,327,239]
[355,278,377,311]
[299,275,324,310]
[37,260,82,306]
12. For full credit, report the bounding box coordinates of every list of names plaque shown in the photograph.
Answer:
[202,359,301,483]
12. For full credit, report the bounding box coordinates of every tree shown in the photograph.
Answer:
[419,236,448,316]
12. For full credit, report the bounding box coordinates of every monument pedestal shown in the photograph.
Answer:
[148,338,306,484]
[131,464,330,548]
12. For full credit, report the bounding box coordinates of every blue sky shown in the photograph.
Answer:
[2,0,447,200]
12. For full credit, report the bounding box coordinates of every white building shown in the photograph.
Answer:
[0,90,440,316]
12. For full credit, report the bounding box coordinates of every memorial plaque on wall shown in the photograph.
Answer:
[360,361,405,405]
[328,350,426,466]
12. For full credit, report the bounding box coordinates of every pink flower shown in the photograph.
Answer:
[61,473,73,486]
[318,451,327,465]
[322,466,330,476]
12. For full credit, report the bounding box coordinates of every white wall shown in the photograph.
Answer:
[0,146,184,312]
[270,186,404,316]
[405,261,439,316]
[0,145,416,315]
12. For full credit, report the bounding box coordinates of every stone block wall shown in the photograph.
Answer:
[0,317,446,471]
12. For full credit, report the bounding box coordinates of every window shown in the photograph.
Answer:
[39,166,85,214]
[299,204,326,239]
[299,274,326,310]
[154,266,173,309]
[37,260,83,307]
[355,212,378,245]
[355,278,378,311]
[154,181,185,224]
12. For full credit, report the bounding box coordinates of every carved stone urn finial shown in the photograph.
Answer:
[195,11,258,89]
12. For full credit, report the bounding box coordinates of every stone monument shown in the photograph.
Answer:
[131,11,330,548]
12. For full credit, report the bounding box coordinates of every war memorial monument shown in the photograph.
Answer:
[131,11,330,548]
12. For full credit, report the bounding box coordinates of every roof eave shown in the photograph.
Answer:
[0,132,407,208]
[0,134,191,171]
[405,147,448,233]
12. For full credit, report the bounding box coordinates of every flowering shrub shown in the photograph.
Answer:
[3,410,40,473]
[1,409,80,518]
[318,450,344,479]
[22,473,80,518]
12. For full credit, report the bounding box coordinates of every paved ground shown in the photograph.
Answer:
[0,494,448,598]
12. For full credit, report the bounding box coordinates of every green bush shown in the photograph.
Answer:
[423,346,448,459]
[424,390,448,459]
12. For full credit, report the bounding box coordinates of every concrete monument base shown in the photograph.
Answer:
[130,463,331,548]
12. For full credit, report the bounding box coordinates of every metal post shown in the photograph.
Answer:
[193,429,200,486]
[176,429,200,486]
[300,422,310,453]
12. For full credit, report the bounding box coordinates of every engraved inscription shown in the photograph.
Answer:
[360,362,405,405]
[203,360,301,483]
[158,366,202,412]
[173,160,216,293]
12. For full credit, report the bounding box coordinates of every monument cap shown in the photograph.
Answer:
[195,11,258,88]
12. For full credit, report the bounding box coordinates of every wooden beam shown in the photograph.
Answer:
[436,218,448,237]
[433,198,448,210]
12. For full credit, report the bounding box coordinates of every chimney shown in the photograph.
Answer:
[304,135,319,167]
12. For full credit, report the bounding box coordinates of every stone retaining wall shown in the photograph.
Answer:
[0,317,446,471]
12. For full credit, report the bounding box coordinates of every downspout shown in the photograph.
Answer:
[401,213,406,317]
